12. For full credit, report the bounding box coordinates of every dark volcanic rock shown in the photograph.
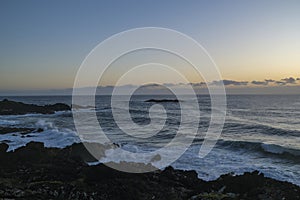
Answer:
[145,99,179,103]
[0,127,44,135]
[0,142,299,199]
[0,127,35,135]
[0,143,9,153]
[0,99,71,115]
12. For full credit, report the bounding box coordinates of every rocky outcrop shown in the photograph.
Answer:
[0,127,34,135]
[0,99,71,115]
[0,127,43,135]
[0,142,299,199]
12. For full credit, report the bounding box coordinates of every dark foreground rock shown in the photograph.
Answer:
[145,99,180,103]
[0,99,71,115]
[0,127,43,135]
[0,142,299,200]
[0,127,34,135]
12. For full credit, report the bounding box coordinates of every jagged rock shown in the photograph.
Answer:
[0,127,35,135]
[0,143,9,152]
[0,99,71,115]
[0,142,299,199]
[0,127,44,136]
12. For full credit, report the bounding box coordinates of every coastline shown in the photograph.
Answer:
[1,99,300,199]
[0,141,299,200]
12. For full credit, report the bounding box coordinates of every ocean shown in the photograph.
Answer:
[0,95,299,185]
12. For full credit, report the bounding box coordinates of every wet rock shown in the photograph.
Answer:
[0,142,299,199]
[0,99,71,115]
[214,170,265,194]
[0,126,44,136]
[35,128,44,133]
[0,127,35,135]
[0,143,9,152]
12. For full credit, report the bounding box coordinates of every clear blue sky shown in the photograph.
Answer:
[0,0,299,90]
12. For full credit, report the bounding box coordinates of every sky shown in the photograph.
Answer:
[0,0,299,94]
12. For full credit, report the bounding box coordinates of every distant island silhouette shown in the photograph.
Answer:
[145,99,180,103]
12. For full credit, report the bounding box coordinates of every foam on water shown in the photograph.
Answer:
[2,130,79,152]
[0,118,80,151]
[0,119,19,125]
[90,142,300,186]
[1,95,300,186]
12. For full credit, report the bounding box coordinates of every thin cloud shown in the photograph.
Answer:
[281,77,296,84]
[252,81,268,85]
[189,82,207,87]
[211,80,248,86]
[275,81,287,85]
[265,79,276,83]
[96,77,300,89]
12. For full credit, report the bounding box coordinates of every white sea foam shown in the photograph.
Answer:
[35,119,54,130]
[0,119,18,125]
[1,95,300,186]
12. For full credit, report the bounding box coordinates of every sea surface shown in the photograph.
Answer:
[0,95,300,185]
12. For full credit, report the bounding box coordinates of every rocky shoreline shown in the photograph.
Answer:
[0,99,299,199]
[0,99,71,115]
[0,142,299,200]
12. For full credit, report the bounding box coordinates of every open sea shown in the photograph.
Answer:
[0,95,300,185]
